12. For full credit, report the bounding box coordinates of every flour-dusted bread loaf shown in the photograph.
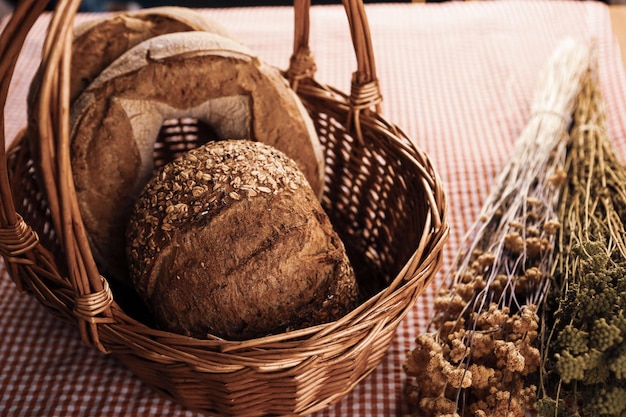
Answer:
[126,140,357,340]
[28,6,234,123]
[70,6,235,103]
[70,31,324,283]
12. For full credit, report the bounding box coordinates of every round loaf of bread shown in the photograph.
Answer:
[70,6,235,103]
[27,6,234,121]
[126,140,358,340]
[70,31,324,282]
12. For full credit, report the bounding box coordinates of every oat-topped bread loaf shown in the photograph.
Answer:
[126,140,358,340]
[69,31,324,283]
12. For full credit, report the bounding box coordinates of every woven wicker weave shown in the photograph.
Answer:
[0,0,448,415]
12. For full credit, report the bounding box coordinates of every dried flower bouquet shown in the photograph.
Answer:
[536,57,626,417]
[403,39,590,417]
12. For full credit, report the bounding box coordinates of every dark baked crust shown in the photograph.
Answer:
[70,31,324,284]
[69,6,234,103]
[126,140,357,340]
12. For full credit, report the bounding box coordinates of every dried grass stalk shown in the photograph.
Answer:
[536,57,626,417]
[404,39,590,417]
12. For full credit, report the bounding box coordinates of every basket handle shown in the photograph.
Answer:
[0,0,47,225]
[0,0,114,352]
[287,0,383,118]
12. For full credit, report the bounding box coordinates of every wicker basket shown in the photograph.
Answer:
[0,0,448,415]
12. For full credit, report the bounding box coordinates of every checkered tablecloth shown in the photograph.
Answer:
[2,1,626,416]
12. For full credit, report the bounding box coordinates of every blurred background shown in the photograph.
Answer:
[0,0,414,18]
[1,0,625,23]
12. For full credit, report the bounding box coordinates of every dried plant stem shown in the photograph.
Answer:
[404,39,590,417]
[537,60,626,417]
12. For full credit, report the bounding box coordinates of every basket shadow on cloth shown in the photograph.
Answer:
[0,0,449,415]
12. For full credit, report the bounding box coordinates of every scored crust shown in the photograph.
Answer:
[70,31,324,283]
[126,140,357,340]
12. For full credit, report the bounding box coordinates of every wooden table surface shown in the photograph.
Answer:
[611,5,626,70]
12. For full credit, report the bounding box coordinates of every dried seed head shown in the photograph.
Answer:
[543,219,560,235]
[549,167,567,186]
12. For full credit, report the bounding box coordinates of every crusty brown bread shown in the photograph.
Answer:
[70,6,235,103]
[69,31,324,283]
[126,140,357,340]
[27,7,234,134]
[24,7,238,283]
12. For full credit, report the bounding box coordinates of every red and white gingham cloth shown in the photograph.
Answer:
[2,1,626,416]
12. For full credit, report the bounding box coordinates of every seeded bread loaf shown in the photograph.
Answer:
[70,31,324,283]
[126,140,358,340]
